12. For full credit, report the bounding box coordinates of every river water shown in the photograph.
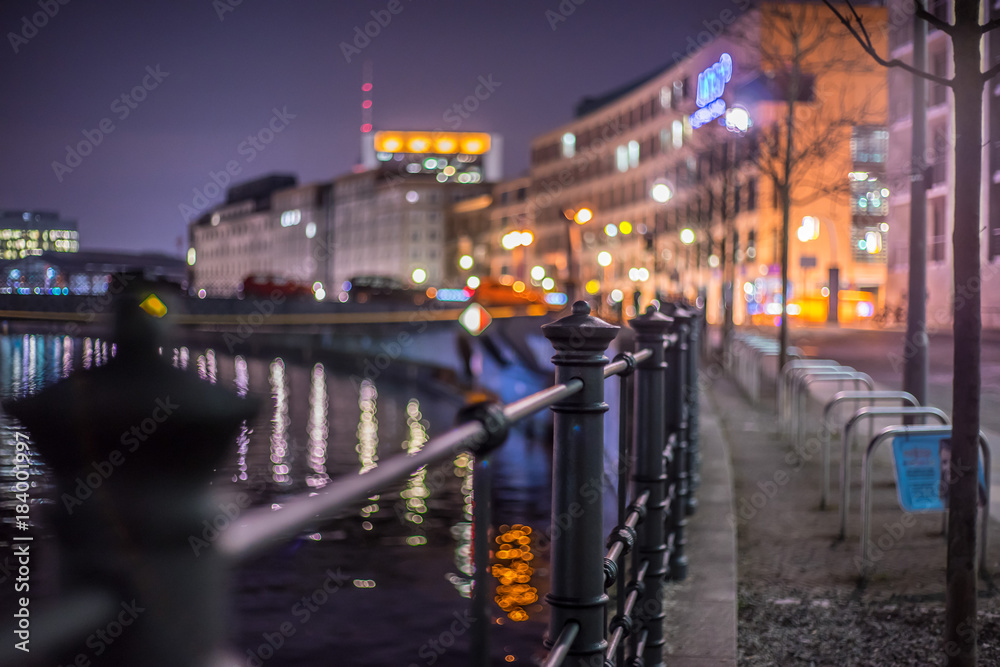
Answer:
[0,331,625,666]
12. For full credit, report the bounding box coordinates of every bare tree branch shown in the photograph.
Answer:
[984,61,1000,83]
[980,17,1000,34]
[822,0,953,88]
[914,5,955,36]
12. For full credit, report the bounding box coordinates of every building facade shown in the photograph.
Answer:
[885,0,1000,329]
[187,175,333,298]
[527,2,889,324]
[1,210,79,261]
[332,131,496,291]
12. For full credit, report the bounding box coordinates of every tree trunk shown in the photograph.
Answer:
[779,95,796,372]
[945,2,984,665]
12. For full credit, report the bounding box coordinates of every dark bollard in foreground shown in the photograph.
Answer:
[630,305,673,667]
[542,301,619,666]
[3,283,258,666]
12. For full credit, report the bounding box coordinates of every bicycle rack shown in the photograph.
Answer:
[840,406,949,539]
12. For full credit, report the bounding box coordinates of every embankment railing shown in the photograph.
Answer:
[2,299,702,667]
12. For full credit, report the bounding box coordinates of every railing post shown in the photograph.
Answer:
[664,304,689,581]
[685,304,702,508]
[542,301,619,665]
[630,305,674,667]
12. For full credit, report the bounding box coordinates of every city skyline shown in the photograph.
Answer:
[0,0,745,254]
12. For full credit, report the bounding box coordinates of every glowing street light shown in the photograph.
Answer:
[530,265,545,281]
[459,255,474,270]
[501,231,533,250]
[680,228,696,245]
[650,180,674,203]
[574,207,593,224]
[411,268,427,284]
[597,251,612,267]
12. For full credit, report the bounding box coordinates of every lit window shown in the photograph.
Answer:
[660,86,672,109]
[616,145,628,173]
[672,120,683,149]
[561,133,576,158]
[628,140,640,169]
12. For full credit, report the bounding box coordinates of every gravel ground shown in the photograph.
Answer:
[707,369,1000,666]
[738,585,1000,666]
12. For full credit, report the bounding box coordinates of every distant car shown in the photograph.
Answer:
[241,274,314,299]
[471,278,547,307]
[341,275,427,305]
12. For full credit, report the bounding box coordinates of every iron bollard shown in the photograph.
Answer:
[684,304,703,505]
[541,301,619,665]
[662,303,689,581]
[3,283,259,666]
[630,305,674,667]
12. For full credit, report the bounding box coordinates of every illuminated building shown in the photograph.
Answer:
[885,0,1000,328]
[187,174,333,298]
[1,210,79,260]
[528,2,888,324]
[332,131,497,288]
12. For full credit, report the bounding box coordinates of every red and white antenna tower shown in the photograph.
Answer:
[360,60,375,169]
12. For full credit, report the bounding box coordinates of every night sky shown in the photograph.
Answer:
[1,0,743,255]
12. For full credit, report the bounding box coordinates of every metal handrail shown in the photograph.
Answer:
[542,622,580,667]
[222,377,590,560]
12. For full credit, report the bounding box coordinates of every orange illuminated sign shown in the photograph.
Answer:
[374,131,491,155]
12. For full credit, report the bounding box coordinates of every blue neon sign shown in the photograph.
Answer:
[696,53,733,107]
[691,53,733,129]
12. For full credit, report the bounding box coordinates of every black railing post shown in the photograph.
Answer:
[542,301,619,665]
[681,303,702,514]
[630,305,674,667]
[664,303,689,581]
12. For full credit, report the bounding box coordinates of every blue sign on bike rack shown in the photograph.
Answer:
[892,432,986,512]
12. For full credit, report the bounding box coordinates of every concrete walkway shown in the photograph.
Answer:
[662,367,738,666]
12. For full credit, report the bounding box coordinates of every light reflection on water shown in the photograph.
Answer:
[0,332,559,665]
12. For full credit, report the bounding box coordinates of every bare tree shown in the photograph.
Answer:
[729,2,886,369]
[823,1,999,664]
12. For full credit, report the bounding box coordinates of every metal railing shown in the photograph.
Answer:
[2,299,703,667]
